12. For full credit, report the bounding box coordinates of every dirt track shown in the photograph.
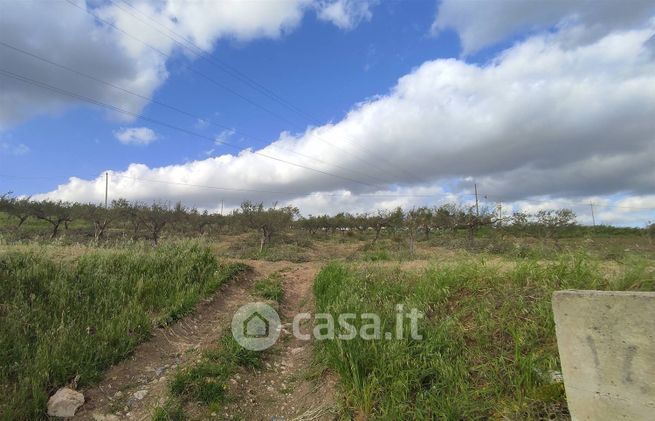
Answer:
[74,260,336,421]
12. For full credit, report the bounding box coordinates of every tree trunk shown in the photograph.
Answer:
[17,215,28,227]
[409,232,415,255]
[259,227,269,253]
[94,220,108,242]
[467,225,475,248]
[50,221,61,239]
[373,227,382,244]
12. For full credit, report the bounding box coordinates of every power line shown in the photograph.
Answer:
[0,68,384,189]
[112,0,310,120]
[0,40,391,187]
[62,0,297,126]
[67,0,425,184]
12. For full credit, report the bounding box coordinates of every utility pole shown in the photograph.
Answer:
[474,183,479,217]
[104,172,108,208]
[497,202,502,227]
[220,199,224,216]
[590,202,596,227]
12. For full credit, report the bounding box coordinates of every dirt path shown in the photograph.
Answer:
[220,260,338,421]
[74,269,255,421]
[74,260,337,421]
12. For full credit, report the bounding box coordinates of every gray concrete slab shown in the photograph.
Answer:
[552,290,655,420]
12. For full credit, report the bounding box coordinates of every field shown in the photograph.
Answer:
[0,242,248,419]
[0,212,654,420]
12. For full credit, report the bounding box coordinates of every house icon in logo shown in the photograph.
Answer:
[243,311,269,338]
[232,302,281,351]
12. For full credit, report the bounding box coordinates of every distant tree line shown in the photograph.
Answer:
[4,193,648,249]
[0,194,297,247]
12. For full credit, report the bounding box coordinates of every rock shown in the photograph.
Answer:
[47,387,85,418]
[548,370,564,384]
[133,389,148,400]
[93,414,120,421]
[290,347,304,355]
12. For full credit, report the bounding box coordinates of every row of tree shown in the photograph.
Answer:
[0,195,298,248]
[0,194,579,248]
[297,205,577,250]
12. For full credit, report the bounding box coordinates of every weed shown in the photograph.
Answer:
[152,398,186,421]
[0,242,247,420]
[253,272,284,303]
[314,255,653,419]
[167,333,265,413]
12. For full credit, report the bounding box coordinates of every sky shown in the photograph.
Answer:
[1,0,654,226]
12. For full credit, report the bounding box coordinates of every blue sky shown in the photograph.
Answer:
[3,1,460,192]
[1,0,654,226]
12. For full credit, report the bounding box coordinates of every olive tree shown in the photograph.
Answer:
[30,200,73,238]
[0,194,33,227]
[237,201,299,252]
[76,202,112,241]
[536,208,577,246]
[138,202,175,245]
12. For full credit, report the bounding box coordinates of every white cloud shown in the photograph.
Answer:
[34,25,655,225]
[114,127,158,145]
[0,0,312,128]
[316,0,377,30]
[0,0,381,129]
[194,118,210,129]
[0,142,29,156]
[433,0,655,54]
[215,128,236,145]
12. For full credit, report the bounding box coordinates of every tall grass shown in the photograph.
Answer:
[0,242,247,420]
[314,253,654,419]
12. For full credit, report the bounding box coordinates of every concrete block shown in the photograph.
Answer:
[552,290,655,420]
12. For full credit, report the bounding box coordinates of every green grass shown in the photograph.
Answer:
[152,399,186,421]
[313,253,655,420]
[253,272,285,302]
[0,242,248,420]
[363,247,391,262]
[162,334,264,417]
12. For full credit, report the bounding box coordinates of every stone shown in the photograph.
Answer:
[133,389,148,400]
[93,414,120,421]
[47,387,85,417]
[552,290,655,421]
[548,370,563,384]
